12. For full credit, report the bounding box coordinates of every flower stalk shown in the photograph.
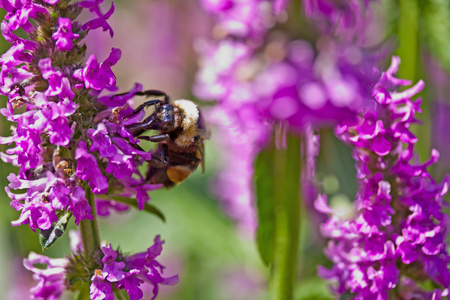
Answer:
[79,188,100,256]
[269,133,302,300]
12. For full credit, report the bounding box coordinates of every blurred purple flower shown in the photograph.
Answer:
[23,252,68,300]
[208,105,265,232]
[96,199,130,216]
[318,57,450,299]
[194,15,378,230]
[303,0,377,41]
[200,0,286,40]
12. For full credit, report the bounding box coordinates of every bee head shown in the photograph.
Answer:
[158,104,175,131]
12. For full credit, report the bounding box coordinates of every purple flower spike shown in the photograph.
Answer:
[320,57,450,298]
[52,17,79,51]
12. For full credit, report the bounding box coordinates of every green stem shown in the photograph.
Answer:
[79,187,101,256]
[396,0,419,81]
[396,0,430,161]
[269,134,302,300]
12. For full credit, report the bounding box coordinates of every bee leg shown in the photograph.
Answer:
[147,144,168,167]
[137,134,169,143]
[126,112,164,136]
[146,145,170,183]
[125,99,164,120]
[148,155,168,168]
[135,90,170,104]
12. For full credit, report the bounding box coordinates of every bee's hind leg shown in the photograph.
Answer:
[148,144,169,168]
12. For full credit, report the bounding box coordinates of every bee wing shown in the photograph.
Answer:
[197,141,205,173]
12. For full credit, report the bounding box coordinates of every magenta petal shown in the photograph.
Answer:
[371,135,391,156]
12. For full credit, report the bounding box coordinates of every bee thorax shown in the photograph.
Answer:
[173,99,200,147]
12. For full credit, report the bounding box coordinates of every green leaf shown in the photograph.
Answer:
[39,212,72,250]
[255,145,276,266]
[114,288,131,300]
[255,131,302,300]
[106,196,166,222]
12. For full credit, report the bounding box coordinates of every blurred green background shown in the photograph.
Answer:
[1,0,450,299]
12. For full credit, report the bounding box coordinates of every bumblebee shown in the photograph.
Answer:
[124,90,207,188]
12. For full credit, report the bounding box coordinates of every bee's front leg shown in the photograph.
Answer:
[135,90,170,104]
[125,99,164,120]
[137,134,169,143]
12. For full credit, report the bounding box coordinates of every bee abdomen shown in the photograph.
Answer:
[166,165,193,183]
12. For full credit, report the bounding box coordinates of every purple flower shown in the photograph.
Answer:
[33,91,76,147]
[1,1,47,32]
[86,237,177,300]
[52,17,79,51]
[97,82,143,107]
[75,140,109,194]
[79,1,115,37]
[105,154,134,179]
[96,199,130,216]
[24,233,176,300]
[102,244,126,282]
[87,123,117,158]
[126,235,179,300]
[77,0,105,10]
[69,186,94,225]
[90,270,114,300]
[7,173,58,231]
[73,48,121,91]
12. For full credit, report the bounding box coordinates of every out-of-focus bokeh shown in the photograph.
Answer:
[1,0,450,299]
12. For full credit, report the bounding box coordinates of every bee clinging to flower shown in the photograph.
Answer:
[125,90,208,188]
